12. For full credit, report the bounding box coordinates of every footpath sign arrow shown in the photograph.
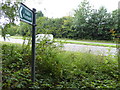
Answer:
[19,3,33,24]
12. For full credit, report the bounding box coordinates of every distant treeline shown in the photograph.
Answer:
[2,0,119,40]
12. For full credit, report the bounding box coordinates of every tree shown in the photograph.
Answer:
[36,11,44,19]
[60,16,74,38]
[88,7,113,40]
[0,0,23,40]
[73,0,114,40]
[36,17,63,38]
[111,9,119,38]
[17,22,32,36]
[111,9,118,30]
[36,17,51,34]
[7,25,20,36]
[73,0,92,39]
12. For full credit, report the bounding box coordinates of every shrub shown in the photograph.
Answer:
[1,42,119,89]
[2,43,32,89]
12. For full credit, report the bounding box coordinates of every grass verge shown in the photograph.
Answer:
[55,39,116,47]
[56,38,116,43]
[10,36,23,39]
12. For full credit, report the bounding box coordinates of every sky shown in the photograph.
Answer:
[24,0,120,18]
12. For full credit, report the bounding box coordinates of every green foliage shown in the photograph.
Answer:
[111,9,118,31]
[1,22,31,37]
[1,0,120,89]
[0,0,24,39]
[36,11,44,19]
[36,17,51,34]
[1,23,11,40]
[1,0,119,41]
[36,16,74,39]
[2,43,32,88]
[50,18,64,38]
[2,42,119,89]
[0,28,1,35]
[18,22,32,36]
[60,16,74,38]
[7,25,19,36]
[73,0,92,39]
[0,1,19,23]
[72,0,117,40]
[87,7,113,40]
[35,41,63,80]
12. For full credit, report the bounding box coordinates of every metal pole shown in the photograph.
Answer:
[118,1,120,81]
[31,8,36,82]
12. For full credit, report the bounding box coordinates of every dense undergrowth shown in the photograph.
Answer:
[1,41,120,89]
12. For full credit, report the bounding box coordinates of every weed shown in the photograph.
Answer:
[1,41,119,89]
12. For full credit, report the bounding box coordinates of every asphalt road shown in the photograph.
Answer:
[0,36,28,44]
[62,43,117,56]
[0,36,117,56]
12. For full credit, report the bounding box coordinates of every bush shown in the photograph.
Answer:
[1,42,119,89]
[2,43,32,89]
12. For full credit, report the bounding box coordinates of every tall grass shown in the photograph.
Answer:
[1,41,119,89]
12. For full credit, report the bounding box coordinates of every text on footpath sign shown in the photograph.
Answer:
[19,3,33,24]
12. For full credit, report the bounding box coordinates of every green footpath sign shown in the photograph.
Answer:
[18,3,37,82]
[19,3,33,24]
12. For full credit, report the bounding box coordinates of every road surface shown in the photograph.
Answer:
[62,43,117,56]
[0,36,28,44]
[0,36,117,56]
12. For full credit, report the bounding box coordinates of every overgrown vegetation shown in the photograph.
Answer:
[1,0,120,89]
[1,42,119,89]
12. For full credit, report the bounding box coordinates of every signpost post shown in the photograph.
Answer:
[118,1,120,81]
[19,3,36,82]
[31,8,36,82]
